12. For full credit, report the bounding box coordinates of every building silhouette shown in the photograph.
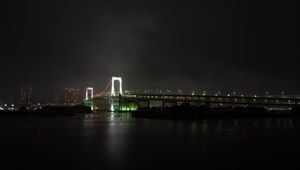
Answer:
[16,88,33,107]
[63,88,81,106]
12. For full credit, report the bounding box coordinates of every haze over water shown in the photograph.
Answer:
[1,113,300,169]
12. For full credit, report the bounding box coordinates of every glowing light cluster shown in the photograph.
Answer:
[119,103,138,111]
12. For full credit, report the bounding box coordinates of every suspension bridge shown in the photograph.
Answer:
[84,77,300,112]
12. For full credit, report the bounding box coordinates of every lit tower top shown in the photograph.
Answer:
[85,87,94,100]
[111,77,122,96]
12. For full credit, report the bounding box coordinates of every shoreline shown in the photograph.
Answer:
[0,105,92,117]
[130,110,300,120]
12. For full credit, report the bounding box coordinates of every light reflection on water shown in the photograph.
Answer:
[0,112,300,169]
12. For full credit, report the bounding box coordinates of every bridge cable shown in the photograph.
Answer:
[96,79,112,96]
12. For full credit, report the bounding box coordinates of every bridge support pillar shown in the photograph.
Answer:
[205,101,210,108]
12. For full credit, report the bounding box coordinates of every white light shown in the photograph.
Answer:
[86,87,94,100]
[110,104,114,112]
[111,77,122,96]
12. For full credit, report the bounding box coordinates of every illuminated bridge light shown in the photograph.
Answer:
[119,102,138,111]
[85,87,94,100]
[84,77,300,112]
[111,77,122,96]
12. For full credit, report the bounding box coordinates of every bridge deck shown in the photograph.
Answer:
[120,94,300,107]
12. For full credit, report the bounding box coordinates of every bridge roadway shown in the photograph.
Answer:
[119,93,300,107]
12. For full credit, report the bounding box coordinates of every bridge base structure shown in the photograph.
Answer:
[84,95,138,112]
[84,96,111,111]
[118,96,138,111]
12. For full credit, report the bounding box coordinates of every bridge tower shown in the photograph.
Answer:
[85,87,94,100]
[110,77,123,111]
[85,87,94,110]
[111,77,123,96]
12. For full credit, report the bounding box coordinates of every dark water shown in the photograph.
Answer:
[1,112,300,170]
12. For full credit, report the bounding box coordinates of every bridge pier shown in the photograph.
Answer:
[205,101,210,108]
[136,100,151,111]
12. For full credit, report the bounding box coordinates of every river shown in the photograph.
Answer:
[0,112,299,169]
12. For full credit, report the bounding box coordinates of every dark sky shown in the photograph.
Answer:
[0,0,299,102]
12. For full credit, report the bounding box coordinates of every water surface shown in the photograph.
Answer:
[0,112,299,169]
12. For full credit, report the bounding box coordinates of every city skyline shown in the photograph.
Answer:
[0,85,294,105]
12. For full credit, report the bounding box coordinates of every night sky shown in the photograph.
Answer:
[0,0,298,102]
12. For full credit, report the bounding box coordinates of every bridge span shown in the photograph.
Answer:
[84,77,300,111]
[86,93,300,112]
[119,93,300,110]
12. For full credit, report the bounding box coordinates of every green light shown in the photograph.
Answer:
[119,102,138,111]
